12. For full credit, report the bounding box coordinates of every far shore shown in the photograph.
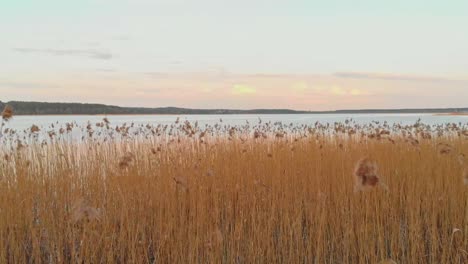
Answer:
[7,112,468,116]
[10,113,181,116]
[434,112,468,116]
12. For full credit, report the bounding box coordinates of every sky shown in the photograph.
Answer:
[1,0,468,110]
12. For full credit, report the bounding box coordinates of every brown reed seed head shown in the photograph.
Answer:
[71,198,101,223]
[119,152,135,169]
[354,158,380,189]
[458,153,465,166]
[30,125,40,133]
[173,176,186,186]
[1,105,13,121]
[437,143,453,155]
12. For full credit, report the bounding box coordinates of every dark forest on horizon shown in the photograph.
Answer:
[1,100,467,115]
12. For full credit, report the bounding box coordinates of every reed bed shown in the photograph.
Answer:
[0,109,467,263]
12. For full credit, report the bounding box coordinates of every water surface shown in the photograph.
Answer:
[4,113,467,131]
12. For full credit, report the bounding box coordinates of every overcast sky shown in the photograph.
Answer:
[1,0,468,110]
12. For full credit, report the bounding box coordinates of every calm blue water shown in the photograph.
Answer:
[3,113,467,131]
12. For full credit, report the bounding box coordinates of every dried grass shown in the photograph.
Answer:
[0,118,467,263]
[1,104,13,121]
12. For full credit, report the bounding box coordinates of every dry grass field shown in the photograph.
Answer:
[0,107,467,263]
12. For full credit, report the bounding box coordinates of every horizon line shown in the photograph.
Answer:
[2,100,468,113]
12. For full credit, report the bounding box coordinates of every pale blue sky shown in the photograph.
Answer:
[1,0,468,109]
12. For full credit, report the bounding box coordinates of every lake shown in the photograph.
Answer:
[3,114,468,131]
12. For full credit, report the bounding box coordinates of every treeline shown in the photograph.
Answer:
[0,101,310,115]
[0,101,467,115]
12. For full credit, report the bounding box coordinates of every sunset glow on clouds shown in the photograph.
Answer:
[232,85,257,95]
[1,0,468,110]
[2,71,467,110]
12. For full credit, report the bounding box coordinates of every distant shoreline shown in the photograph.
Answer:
[7,112,468,116]
[2,100,468,116]
[434,112,468,116]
